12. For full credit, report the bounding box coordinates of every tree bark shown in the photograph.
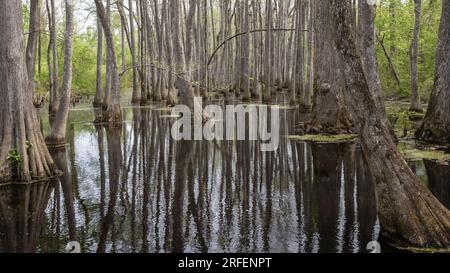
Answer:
[240,0,251,101]
[304,0,314,111]
[170,0,195,107]
[292,0,304,105]
[308,0,353,134]
[49,0,59,115]
[416,0,450,144]
[94,16,104,107]
[103,0,112,112]
[263,0,273,103]
[153,0,163,101]
[0,0,57,182]
[330,0,450,249]
[95,0,123,123]
[25,0,41,93]
[46,0,75,145]
[360,2,385,114]
[129,0,140,104]
[410,0,423,113]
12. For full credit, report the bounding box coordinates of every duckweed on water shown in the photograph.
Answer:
[400,148,450,163]
[287,134,358,143]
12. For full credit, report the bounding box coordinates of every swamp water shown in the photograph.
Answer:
[0,104,448,253]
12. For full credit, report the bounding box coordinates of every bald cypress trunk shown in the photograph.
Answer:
[94,16,104,108]
[48,0,59,115]
[410,0,423,113]
[153,0,163,101]
[240,0,251,101]
[45,0,75,145]
[170,0,195,107]
[416,0,450,144]
[0,0,57,182]
[129,0,140,104]
[95,0,122,123]
[308,0,353,134]
[304,0,314,111]
[360,2,385,115]
[263,0,273,103]
[25,0,41,93]
[330,0,450,249]
[103,0,112,112]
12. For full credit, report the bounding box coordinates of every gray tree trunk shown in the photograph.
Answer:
[95,0,122,123]
[46,0,75,145]
[240,0,251,101]
[410,0,423,113]
[292,0,304,105]
[263,0,273,103]
[94,16,104,107]
[49,0,59,115]
[360,2,385,113]
[185,0,197,69]
[304,0,314,111]
[0,0,57,182]
[308,0,352,134]
[153,0,163,101]
[26,0,41,93]
[331,0,450,249]
[170,0,195,107]
[417,0,450,144]
[129,0,140,104]
[103,0,112,111]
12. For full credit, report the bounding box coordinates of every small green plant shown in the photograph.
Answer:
[7,149,22,164]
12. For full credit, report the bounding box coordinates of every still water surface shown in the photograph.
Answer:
[0,104,448,253]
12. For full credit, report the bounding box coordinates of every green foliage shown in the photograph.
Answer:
[33,13,131,98]
[7,149,22,164]
[376,0,442,99]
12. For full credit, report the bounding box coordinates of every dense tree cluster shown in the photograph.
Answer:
[0,0,449,250]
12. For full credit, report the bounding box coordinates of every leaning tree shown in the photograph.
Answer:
[0,0,57,182]
[416,0,450,144]
[46,0,75,145]
[94,0,122,123]
[330,0,449,248]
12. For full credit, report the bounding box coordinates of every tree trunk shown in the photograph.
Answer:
[153,0,163,101]
[330,0,450,249]
[410,0,423,113]
[304,0,314,111]
[103,0,112,112]
[308,0,353,134]
[129,0,140,104]
[360,2,385,115]
[95,0,123,123]
[240,0,251,101]
[45,0,75,145]
[185,0,197,69]
[94,16,104,107]
[0,0,57,182]
[292,0,304,105]
[416,0,450,144]
[170,0,195,107]
[360,2,397,141]
[49,0,59,115]
[262,0,273,103]
[25,0,41,93]
[45,0,53,108]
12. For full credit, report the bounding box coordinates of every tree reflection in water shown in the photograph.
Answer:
[0,105,448,253]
